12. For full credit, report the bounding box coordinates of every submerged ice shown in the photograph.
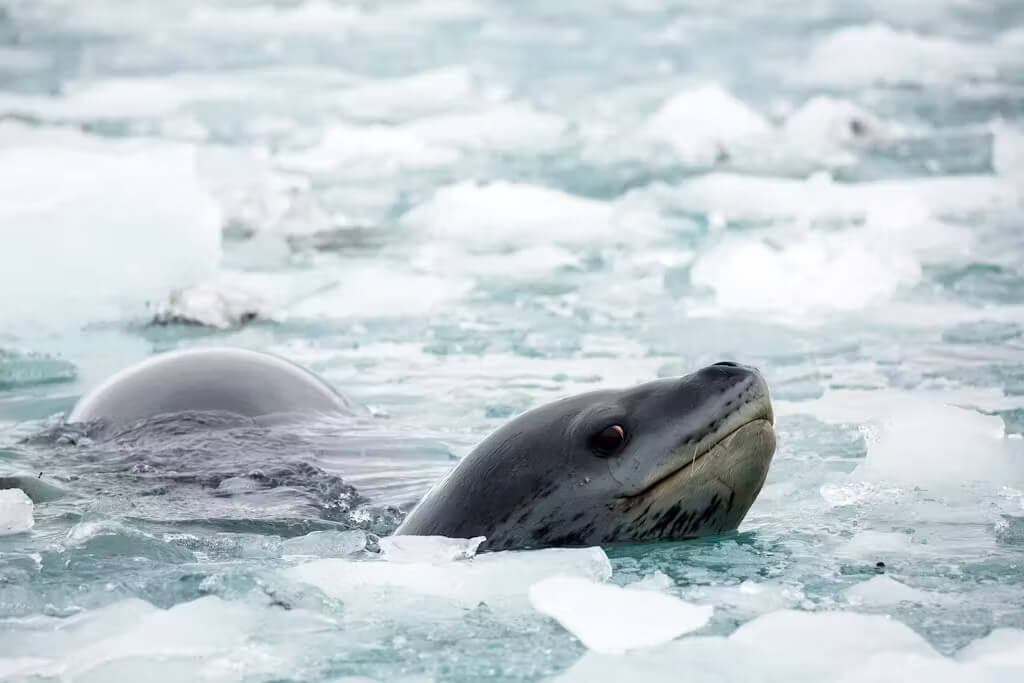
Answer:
[1,0,1023,680]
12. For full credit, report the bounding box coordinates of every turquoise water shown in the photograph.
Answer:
[1,1,1024,681]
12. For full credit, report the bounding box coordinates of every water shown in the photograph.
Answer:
[1,0,1023,680]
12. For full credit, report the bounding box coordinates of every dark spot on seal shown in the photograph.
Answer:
[571,512,585,522]
[532,523,554,541]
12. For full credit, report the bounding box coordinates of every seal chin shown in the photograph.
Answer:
[626,417,776,504]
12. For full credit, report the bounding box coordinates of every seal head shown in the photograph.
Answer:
[395,362,775,551]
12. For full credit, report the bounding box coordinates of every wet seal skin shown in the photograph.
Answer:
[396,361,776,551]
[67,347,351,433]
[68,349,776,552]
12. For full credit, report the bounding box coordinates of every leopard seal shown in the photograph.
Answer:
[68,348,775,551]
[395,361,775,551]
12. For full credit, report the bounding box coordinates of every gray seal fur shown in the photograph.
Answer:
[68,347,349,431]
[395,361,775,551]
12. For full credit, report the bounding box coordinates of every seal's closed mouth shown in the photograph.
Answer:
[620,416,775,500]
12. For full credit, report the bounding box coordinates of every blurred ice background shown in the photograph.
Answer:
[1,0,1023,681]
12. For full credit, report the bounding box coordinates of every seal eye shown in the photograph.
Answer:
[590,424,626,456]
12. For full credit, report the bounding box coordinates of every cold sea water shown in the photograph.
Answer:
[1,0,1024,681]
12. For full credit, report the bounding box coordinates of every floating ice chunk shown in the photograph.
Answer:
[0,488,34,536]
[556,609,942,682]
[279,123,459,175]
[777,387,1024,425]
[689,231,921,318]
[843,576,943,606]
[379,534,485,562]
[627,571,674,591]
[802,23,997,86]
[857,402,1023,487]
[286,545,611,609]
[149,278,271,329]
[643,83,771,162]
[662,172,1017,225]
[331,66,480,121]
[529,575,712,655]
[282,529,367,557]
[0,75,258,120]
[404,102,568,153]
[957,628,1024,668]
[411,244,581,279]
[402,180,659,246]
[284,265,473,319]
[0,596,336,681]
[733,609,939,662]
[782,96,889,147]
[0,140,221,327]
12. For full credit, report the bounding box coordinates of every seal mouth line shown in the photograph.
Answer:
[619,417,772,500]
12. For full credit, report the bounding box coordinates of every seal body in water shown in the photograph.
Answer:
[68,348,775,551]
[67,347,349,430]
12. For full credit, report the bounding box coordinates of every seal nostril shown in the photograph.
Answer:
[713,361,740,367]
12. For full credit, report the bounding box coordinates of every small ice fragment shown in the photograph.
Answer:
[957,628,1024,668]
[287,546,611,609]
[378,535,485,562]
[857,403,1021,487]
[400,180,660,247]
[843,576,941,606]
[528,575,713,655]
[643,83,770,162]
[0,488,34,536]
[282,530,367,557]
[150,281,268,329]
[628,571,674,591]
[730,609,939,671]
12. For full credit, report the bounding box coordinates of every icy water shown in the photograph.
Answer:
[2,0,1024,680]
